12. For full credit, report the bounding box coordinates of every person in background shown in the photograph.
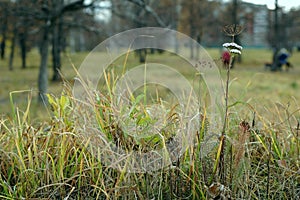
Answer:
[277,48,292,71]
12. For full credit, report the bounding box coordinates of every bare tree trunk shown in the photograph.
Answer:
[189,39,194,59]
[137,49,146,63]
[196,32,201,60]
[188,0,196,59]
[0,38,5,60]
[52,17,62,81]
[0,11,7,60]
[189,15,195,59]
[272,0,280,71]
[232,0,241,64]
[52,0,64,81]
[38,23,50,103]
[9,24,17,71]
[173,0,181,54]
[19,32,27,69]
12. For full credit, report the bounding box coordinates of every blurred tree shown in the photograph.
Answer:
[232,0,242,63]
[8,14,17,71]
[0,0,28,70]
[272,0,279,70]
[10,0,104,101]
[179,0,220,59]
[110,0,224,59]
[51,0,64,81]
[0,0,9,60]
[18,8,32,69]
[287,8,300,51]
[37,0,96,101]
[181,0,199,59]
[110,0,171,62]
[0,0,107,101]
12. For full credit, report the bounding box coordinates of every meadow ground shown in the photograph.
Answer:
[1,48,300,119]
[0,48,299,199]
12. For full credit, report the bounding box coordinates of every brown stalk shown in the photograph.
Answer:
[234,120,250,168]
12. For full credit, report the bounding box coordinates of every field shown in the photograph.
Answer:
[1,48,300,118]
[0,48,299,199]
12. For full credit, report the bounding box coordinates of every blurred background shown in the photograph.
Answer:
[0,0,300,117]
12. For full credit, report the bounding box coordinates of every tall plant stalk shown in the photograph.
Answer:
[218,24,243,183]
[219,54,233,182]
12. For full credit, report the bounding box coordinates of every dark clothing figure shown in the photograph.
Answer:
[277,48,292,71]
[266,48,293,71]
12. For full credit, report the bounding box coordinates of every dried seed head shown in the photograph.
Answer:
[223,24,244,37]
[239,120,250,133]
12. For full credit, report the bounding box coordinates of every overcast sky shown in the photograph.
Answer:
[242,0,300,11]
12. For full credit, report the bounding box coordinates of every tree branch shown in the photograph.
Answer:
[111,9,147,26]
[63,21,102,35]
[126,0,167,27]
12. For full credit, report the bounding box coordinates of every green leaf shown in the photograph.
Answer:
[60,95,69,110]
[135,94,144,104]
[47,94,57,107]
